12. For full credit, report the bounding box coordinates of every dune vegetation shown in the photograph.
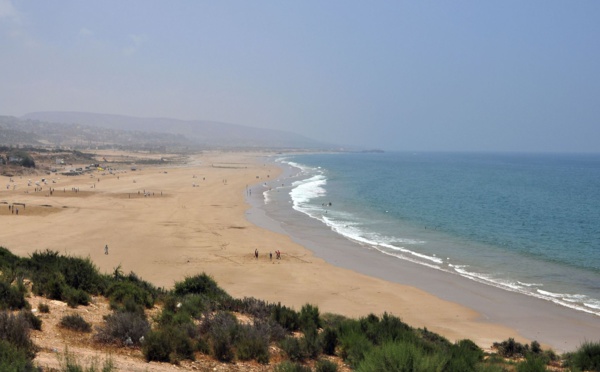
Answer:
[0,246,598,371]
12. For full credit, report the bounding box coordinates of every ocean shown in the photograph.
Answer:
[265,152,600,317]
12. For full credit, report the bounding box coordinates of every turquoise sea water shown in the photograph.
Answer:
[276,152,600,316]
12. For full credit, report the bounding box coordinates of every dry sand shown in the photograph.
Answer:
[1,151,597,354]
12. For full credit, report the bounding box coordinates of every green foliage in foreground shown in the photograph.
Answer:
[0,339,39,372]
[3,246,600,371]
[60,314,92,333]
[565,341,600,371]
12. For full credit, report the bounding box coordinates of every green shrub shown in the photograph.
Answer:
[274,361,312,372]
[0,280,28,310]
[516,354,548,372]
[315,359,338,372]
[38,303,50,313]
[20,310,42,331]
[231,296,272,319]
[357,312,414,346]
[199,311,238,362]
[570,341,600,371]
[27,250,105,295]
[299,303,321,331]
[142,326,195,363]
[212,329,235,362]
[156,308,195,328]
[174,273,230,302]
[271,302,299,332]
[236,323,270,364]
[443,339,484,372]
[356,341,448,372]
[63,286,90,308]
[94,311,150,346]
[31,270,64,300]
[179,294,209,319]
[530,340,541,354]
[105,281,154,309]
[59,256,105,295]
[493,338,529,358]
[338,329,372,367]
[0,311,36,356]
[280,336,306,362]
[0,339,37,372]
[302,324,321,360]
[59,314,91,332]
[0,246,22,269]
[321,327,338,355]
[249,318,286,343]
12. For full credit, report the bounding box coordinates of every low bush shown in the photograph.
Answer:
[142,326,195,363]
[212,328,235,362]
[302,325,321,359]
[63,286,91,308]
[231,296,272,319]
[321,313,347,329]
[271,302,299,332]
[236,323,270,364]
[0,311,36,358]
[0,280,28,310]
[0,246,22,269]
[569,341,600,371]
[38,303,50,313]
[493,338,530,358]
[31,270,64,300]
[199,311,239,362]
[253,318,287,343]
[26,250,106,295]
[359,312,414,346]
[280,336,306,362]
[178,294,209,319]
[515,354,548,372]
[274,361,312,372]
[94,311,150,346]
[20,310,42,331]
[315,359,338,372]
[338,330,372,368]
[59,314,91,332]
[0,339,38,372]
[356,341,448,372]
[299,303,321,331]
[321,327,338,355]
[441,339,483,372]
[174,273,230,303]
[105,281,154,310]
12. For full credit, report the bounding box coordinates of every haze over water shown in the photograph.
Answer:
[273,152,600,316]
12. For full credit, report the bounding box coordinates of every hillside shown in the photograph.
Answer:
[0,247,578,372]
[22,112,328,150]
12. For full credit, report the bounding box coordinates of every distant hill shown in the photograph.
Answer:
[22,111,327,150]
[0,115,196,151]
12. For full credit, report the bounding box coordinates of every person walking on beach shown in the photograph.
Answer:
[254,249,258,259]
[105,245,109,255]
[269,252,273,260]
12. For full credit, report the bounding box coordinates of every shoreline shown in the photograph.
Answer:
[0,150,597,355]
[244,156,600,353]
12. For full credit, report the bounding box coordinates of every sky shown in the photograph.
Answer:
[1,1,599,152]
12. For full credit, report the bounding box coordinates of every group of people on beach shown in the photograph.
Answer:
[8,204,19,215]
[255,249,282,260]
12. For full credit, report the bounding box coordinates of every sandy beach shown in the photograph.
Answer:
[1,151,598,353]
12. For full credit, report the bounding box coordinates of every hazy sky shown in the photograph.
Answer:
[1,1,599,152]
